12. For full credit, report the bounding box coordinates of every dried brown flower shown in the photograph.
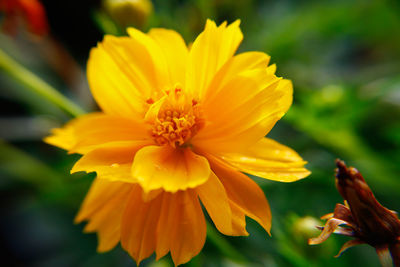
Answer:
[309,159,400,267]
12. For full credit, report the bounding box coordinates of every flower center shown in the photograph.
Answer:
[149,87,204,147]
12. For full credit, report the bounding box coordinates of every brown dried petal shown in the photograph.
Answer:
[309,218,350,245]
[332,203,355,226]
[333,226,355,237]
[334,239,365,258]
[320,212,334,220]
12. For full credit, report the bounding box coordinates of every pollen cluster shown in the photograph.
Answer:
[150,88,204,147]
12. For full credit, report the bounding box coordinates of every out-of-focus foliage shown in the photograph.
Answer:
[1,0,399,266]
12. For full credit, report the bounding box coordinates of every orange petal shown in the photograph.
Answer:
[75,178,133,252]
[120,188,206,266]
[187,20,243,99]
[71,142,148,183]
[121,185,163,265]
[44,113,151,154]
[229,200,249,236]
[196,172,233,235]
[197,170,249,236]
[155,192,178,259]
[142,188,163,202]
[132,146,210,193]
[155,191,207,264]
[169,190,207,266]
[206,153,272,234]
[220,138,310,182]
[148,28,188,85]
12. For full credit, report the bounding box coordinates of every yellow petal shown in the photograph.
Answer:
[75,178,133,252]
[71,142,149,183]
[228,79,292,144]
[196,172,234,235]
[127,27,171,90]
[44,122,77,152]
[267,64,277,75]
[207,153,272,234]
[194,70,291,153]
[201,70,280,128]
[132,146,210,193]
[220,138,311,182]
[44,113,151,154]
[204,51,271,101]
[121,185,163,265]
[88,36,158,118]
[148,28,188,85]
[169,190,206,266]
[186,19,243,99]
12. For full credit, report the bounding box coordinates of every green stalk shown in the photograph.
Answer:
[0,48,85,117]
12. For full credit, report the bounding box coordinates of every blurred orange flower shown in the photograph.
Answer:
[0,0,48,36]
[45,20,310,265]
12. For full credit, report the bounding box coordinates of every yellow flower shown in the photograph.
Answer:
[45,20,310,265]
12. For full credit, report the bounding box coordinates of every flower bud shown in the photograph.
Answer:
[103,0,153,29]
[293,216,322,240]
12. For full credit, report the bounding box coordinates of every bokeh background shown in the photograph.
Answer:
[1,0,400,266]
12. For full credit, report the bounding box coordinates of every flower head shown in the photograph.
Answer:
[309,160,400,266]
[45,20,310,265]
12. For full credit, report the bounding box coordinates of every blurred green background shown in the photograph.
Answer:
[1,0,400,266]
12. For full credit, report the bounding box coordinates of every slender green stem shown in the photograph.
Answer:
[0,48,85,117]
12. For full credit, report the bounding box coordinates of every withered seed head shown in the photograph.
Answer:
[309,159,400,267]
[335,159,400,247]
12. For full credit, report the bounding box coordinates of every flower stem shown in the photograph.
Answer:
[0,48,85,117]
